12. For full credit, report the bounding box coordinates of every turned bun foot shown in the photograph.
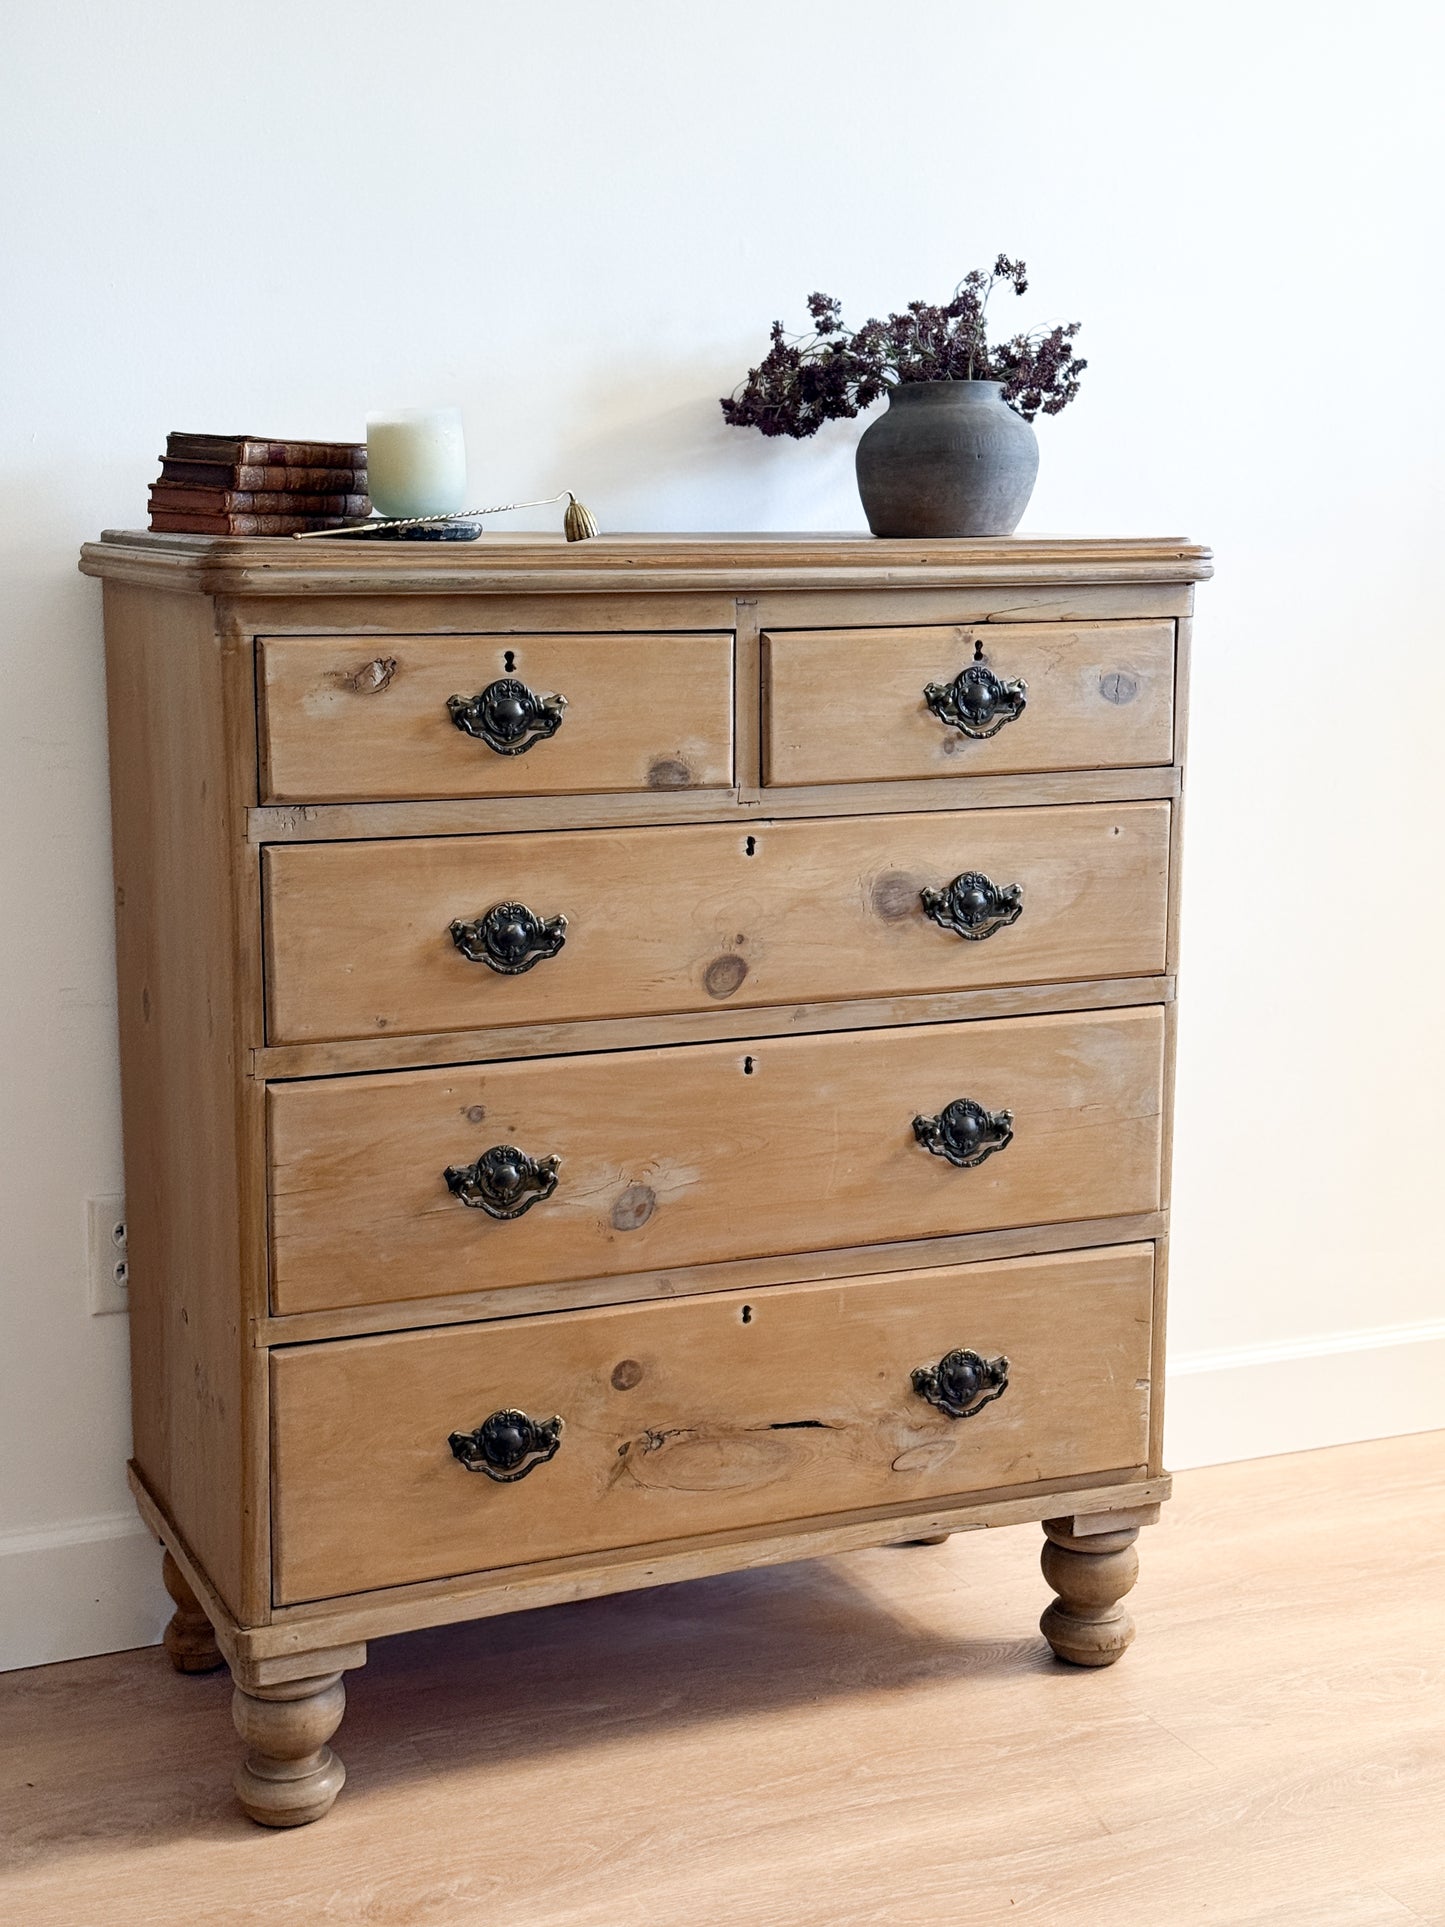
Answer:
[1039,1519,1140,1667]
[161,1550,224,1674]
[232,1673,347,1827]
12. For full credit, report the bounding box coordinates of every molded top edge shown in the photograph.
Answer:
[80,529,1213,595]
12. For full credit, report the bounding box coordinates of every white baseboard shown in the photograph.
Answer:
[1165,1317,1445,1469]
[0,1511,167,1673]
[2,1319,1442,1674]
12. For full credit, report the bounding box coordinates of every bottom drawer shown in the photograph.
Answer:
[271,1244,1154,1605]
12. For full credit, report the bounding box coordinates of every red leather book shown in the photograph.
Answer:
[148,511,364,536]
[158,460,369,491]
[150,486,371,516]
[164,433,367,467]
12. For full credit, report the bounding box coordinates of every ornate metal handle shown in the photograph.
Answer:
[447,677,567,754]
[448,1409,563,1481]
[444,1145,560,1219]
[920,871,1023,940]
[450,902,567,974]
[913,1098,1014,1168]
[924,662,1027,739]
[912,1349,1009,1420]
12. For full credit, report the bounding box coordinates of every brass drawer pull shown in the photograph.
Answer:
[447,677,567,755]
[448,1409,564,1481]
[912,1348,1010,1420]
[450,902,568,974]
[913,1098,1014,1168]
[924,662,1027,739]
[920,870,1023,941]
[444,1145,560,1219]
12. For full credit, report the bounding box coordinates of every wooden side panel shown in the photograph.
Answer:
[271,1245,1154,1603]
[1151,604,1192,1474]
[258,632,734,803]
[102,583,255,1617]
[764,620,1174,785]
[267,1006,1165,1314]
[262,802,1172,1044]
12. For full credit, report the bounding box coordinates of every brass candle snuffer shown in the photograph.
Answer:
[292,490,599,543]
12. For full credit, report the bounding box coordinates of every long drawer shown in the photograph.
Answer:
[267,1006,1164,1314]
[263,803,1171,1044]
[258,631,735,803]
[270,1244,1155,1603]
[764,620,1174,785]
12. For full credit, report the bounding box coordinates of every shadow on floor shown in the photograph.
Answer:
[0,1544,1050,1867]
[356,1545,1045,1768]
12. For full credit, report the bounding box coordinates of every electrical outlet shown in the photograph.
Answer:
[87,1195,129,1315]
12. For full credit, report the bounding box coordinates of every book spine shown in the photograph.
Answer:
[157,461,368,490]
[149,511,364,536]
[164,436,367,467]
[149,487,370,515]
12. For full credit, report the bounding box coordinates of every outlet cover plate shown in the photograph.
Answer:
[87,1195,128,1315]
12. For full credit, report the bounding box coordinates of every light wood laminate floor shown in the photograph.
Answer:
[3,1432,1443,1926]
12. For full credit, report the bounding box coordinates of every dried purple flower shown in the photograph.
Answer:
[721,258,1084,437]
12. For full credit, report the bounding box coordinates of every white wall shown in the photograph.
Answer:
[2,0,1442,1671]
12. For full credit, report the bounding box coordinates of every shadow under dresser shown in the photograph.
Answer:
[79,530,1211,1826]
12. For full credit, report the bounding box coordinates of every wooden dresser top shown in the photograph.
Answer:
[80,531,1213,597]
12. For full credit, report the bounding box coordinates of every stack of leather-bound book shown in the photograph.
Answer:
[148,432,369,535]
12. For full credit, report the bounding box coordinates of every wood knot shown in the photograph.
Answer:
[339,656,398,694]
[622,1430,793,1491]
[611,1359,644,1391]
[647,757,692,789]
[870,871,920,922]
[1099,670,1140,706]
[611,1183,657,1231]
[704,954,748,999]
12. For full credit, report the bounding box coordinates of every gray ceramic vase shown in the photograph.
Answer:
[855,379,1039,537]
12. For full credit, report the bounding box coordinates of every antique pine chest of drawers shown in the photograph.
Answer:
[80,530,1210,1826]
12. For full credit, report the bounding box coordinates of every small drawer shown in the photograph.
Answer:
[763,620,1174,786]
[266,1006,1164,1314]
[258,632,734,803]
[270,1243,1154,1602]
[263,803,1170,1044]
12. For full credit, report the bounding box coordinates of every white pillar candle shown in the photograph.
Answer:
[366,406,468,518]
